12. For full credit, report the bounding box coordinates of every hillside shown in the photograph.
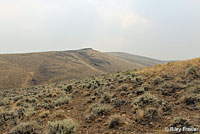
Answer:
[108,52,165,66]
[0,48,162,90]
[0,58,199,134]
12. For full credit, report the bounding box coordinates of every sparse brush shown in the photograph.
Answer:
[0,110,16,126]
[117,84,129,92]
[100,93,112,104]
[134,87,145,95]
[132,93,162,108]
[48,118,78,134]
[87,103,112,120]
[9,121,41,134]
[54,96,71,106]
[136,108,160,124]
[108,114,123,129]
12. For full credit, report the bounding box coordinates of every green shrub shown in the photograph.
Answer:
[48,118,77,134]
[54,96,71,106]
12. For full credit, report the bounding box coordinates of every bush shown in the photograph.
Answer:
[111,98,126,108]
[169,117,197,134]
[186,66,199,78]
[135,87,145,95]
[87,103,112,120]
[54,96,71,106]
[132,93,162,108]
[9,122,40,134]
[108,114,123,129]
[100,93,112,104]
[117,84,129,92]
[48,118,77,134]
[0,98,10,106]
[136,108,160,124]
[0,111,16,126]
[153,77,163,85]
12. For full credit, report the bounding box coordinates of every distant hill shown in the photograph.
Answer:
[108,52,165,66]
[0,48,164,89]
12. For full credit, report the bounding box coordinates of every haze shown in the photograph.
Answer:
[0,0,200,60]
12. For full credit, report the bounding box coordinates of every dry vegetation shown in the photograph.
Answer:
[0,58,199,134]
[0,48,162,90]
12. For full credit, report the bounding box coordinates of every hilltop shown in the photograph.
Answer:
[0,48,163,90]
[0,58,199,134]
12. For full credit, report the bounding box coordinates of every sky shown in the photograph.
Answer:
[0,0,200,60]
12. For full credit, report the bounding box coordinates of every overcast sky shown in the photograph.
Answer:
[0,0,200,60]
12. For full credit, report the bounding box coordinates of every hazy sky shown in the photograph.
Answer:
[0,0,200,60]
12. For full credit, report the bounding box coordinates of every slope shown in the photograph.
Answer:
[108,52,166,66]
[0,48,160,90]
[0,58,199,134]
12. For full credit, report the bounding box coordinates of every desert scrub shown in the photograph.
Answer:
[186,66,199,79]
[48,118,77,134]
[153,76,163,85]
[111,98,126,108]
[0,98,10,106]
[0,110,16,126]
[136,108,160,124]
[24,107,36,118]
[108,114,123,129]
[54,95,71,106]
[169,117,197,134]
[25,97,38,104]
[64,85,73,93]
[132,93,162,108]
[117,84,129,92]
[9,121,41,134]
[100,93,112,104]
[87,103,112,120]
[134,87,145,96]
[132,76,143,85]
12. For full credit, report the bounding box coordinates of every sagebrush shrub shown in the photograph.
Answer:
[48,118,77,134]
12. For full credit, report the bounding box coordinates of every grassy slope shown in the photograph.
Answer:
[0,48,155,90]
[108,52,166,66]
[0,58,199,134]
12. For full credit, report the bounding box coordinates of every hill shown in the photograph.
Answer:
[0,48,163,90]
[0,58,199,134]
[108,52,165,66]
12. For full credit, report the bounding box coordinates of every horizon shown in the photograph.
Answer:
[0,47,198,61]
[0,0,200,60]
